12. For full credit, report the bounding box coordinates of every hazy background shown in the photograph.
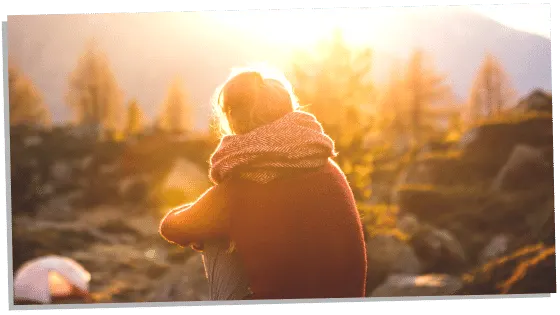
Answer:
[7,5,551,130]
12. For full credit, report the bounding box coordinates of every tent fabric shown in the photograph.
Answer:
[14,255,91,304]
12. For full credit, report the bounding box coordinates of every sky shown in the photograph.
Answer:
[469,3,551,39]
[209,4,552,48]
[6,4,552,128]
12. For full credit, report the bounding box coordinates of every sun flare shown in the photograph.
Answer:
[207,8,396,48]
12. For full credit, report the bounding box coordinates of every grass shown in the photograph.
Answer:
[357,203,410,242]
[498,245,555,294]
[396,183,487,196]
[415,150,463,163]
[462,243,555,294]
[471,111,552,129]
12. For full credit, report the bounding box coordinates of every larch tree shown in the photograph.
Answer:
[290,29,376,156]
[374,60,409,149]
[66,39,124,138]
[404,49,452,146]
[8,63,51,128]
[158,77,193,134]
[125,99,145,137]
[289,30,377,202]
[468,53,517,123]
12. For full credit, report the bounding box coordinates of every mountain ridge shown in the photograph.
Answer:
[7,8,551,130]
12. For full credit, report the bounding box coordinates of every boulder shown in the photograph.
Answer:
[396,152,471,187]
[394,185,483,226]
[23,135,43,148]
[409,225,467,274]
[491,145,552,192]
[514,89,552,113]
[119,176,150,205]
[454,114,552,182]
[366,234,422,291]
[370,274,462,297]
[50,161,72,183]
[396,214,420,237]
[478,234,509,265]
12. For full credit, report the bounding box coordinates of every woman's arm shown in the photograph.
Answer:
[159,183,230,247]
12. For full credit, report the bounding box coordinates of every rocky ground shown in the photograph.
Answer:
[362,89,555,297]
[10,89,555,303]
[10,131,216,303]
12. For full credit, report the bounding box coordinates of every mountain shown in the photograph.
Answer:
[364,6,551,102]
[6,7,551,130]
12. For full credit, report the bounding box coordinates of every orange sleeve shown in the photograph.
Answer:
[159,183,230,247]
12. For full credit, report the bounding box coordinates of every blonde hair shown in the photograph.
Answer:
[211,65,300,136]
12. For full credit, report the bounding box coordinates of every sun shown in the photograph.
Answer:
[205,8,395,48]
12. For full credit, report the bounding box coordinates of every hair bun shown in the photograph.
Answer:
[214,67,298,135]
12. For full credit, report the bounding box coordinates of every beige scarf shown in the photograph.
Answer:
[209,110,337,184]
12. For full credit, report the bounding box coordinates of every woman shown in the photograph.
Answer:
[159,66,367,300]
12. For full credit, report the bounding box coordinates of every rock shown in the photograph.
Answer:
[370,274,462,297]
[409,225,467,274]
[368,166,400,205]
[23,135,43,148]
[491,145,552,192]
[28,158,39,169]
[119,176,150,204]
[149,253,209,302]
[393,152,480,200]
[396,214,420,236]
[79,156,93,171]
[417,140,454,156]
[394,161,431,187]
[366,235,422,290]
[394,185,481,226]
[100,164,118,175]
[455,114,552,182]
[50,161,72,183]
[478,234,509,265]
[525,196,555,245]
[97,219,143,243]
[36,183,55,199]
[35,195,75,221]
[514,89,552,113]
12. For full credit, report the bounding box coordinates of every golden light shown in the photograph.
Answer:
[48,271,75,297]
[206,8,398,48]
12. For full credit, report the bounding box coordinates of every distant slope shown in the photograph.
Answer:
[6,7,551,130]
[365,6,551,101]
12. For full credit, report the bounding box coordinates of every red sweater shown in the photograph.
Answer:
[160,160,367,300]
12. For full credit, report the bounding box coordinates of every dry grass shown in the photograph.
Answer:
[357,203,410,241]
[498,245,555,294]
[396,183,487,196]
[416,150,463,162]
[462,243,556,294]
[472,112,552,129]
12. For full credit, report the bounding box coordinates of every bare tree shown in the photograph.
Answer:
[158,77,193,134]
[66,39,124,137]
[8,63,51,128]
[468,53,517,123]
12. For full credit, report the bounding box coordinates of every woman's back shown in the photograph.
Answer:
[159,68,368,300]
[226,160,367,300]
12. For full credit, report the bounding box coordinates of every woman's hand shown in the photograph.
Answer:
[159,203,194,247]
[158,184,231,248]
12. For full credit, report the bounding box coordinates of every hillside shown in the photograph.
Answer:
[7,6,551,130]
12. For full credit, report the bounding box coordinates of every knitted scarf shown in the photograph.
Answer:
[209,110,337,184]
